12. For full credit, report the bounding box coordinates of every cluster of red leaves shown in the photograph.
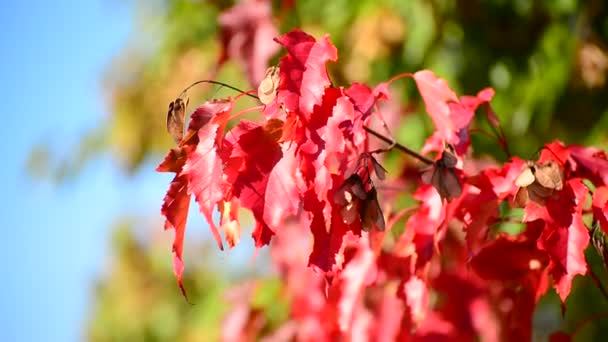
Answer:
[158,27,608,340]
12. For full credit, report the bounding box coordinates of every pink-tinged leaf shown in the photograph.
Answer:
[367,287,405,342]
[322,96,352,154]
[182,121,225,250]
[264,144,304,231]
[331,237,377,332]
[413,70,494,154]
[156,100,232,298]
[403,276,430,327]
[569,145,608,186]
[593,186,608,234]
[222,120,283,247]
[181,100,234,250]
[344,82,382,121]
[218,0,279,86]
[400,185,445,268]
[275,30,338,116]
[413,70,459,141]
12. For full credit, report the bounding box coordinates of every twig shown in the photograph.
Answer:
[364,126,433,165]
[179,80,259,100]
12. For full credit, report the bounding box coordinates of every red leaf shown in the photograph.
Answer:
[421,270,500,342]
[307,186,362,274]
[222,120,283,247]
[400,185,445,268]
[540,141,571,165]
[471,235,549,281]
[330,236,377,333]
[569,145,608,186]
[156,99,232,297]
[218,0,279,86]
[456,159,526,251]
[593,186,608,234]
[160,173,190,298]
[525,179,590,302]
[412,70,494,154]
[263,144,305,231]
[182,100,234,251]
[275,30,338,116]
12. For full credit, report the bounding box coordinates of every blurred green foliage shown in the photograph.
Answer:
[75,0,608,340]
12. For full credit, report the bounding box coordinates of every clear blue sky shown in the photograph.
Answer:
[0,1,142,340]
[0,2,263,340]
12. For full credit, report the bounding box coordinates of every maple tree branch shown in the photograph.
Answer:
[179,80,260,100]
[363,126,433,165]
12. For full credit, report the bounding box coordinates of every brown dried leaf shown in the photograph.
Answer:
[533,160,563,190]
[360,187,385,232]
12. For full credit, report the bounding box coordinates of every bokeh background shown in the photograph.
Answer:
[3,0,608,340]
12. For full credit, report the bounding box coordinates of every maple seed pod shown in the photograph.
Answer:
[360,188,385,232]
[423,144,462,201]
[513,160,564,207]
[166,97,188,144]
[334,174,368,225]
[371,155,388,180]
[258,66,280,105]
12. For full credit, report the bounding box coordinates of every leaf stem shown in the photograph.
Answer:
[586,253,608,302]
[363,126,433,165]
[179,80,260,100]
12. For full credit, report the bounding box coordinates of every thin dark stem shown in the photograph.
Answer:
[179,80,259,100]
[586,253,608,302]
[364,126,433,165]
[470,128,511,158]
[571,312,608,338]
[496,125,511,158]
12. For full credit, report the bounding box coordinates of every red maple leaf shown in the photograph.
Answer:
[263,143,305,231]
[182,101,233,250]
[456,159,525,251]
[327,236,377,333]
[523,178,589,302]
[222,120,283,247]
[156,99,233,297]
[412,70,494,154]
[398,184,446,269]
[274,30,338,116]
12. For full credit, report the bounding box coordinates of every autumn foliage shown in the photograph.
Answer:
[157,27,608,341]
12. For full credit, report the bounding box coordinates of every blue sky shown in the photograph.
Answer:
[0,1,135,340]
[0,2,264,340]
